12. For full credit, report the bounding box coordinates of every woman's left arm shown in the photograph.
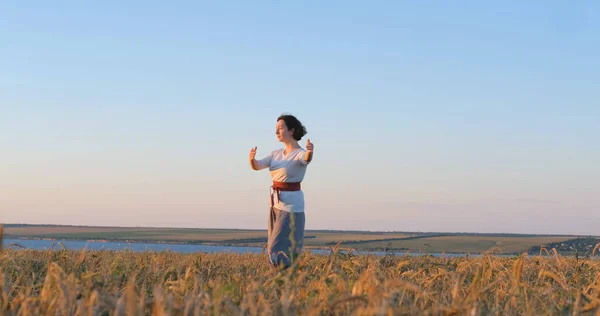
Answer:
[304,139,314,164]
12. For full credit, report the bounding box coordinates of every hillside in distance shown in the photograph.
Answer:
[4,224,598,255]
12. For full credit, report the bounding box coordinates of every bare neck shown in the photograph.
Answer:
[284,141,300,154]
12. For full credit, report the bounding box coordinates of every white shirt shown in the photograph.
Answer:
[255,148,309,212]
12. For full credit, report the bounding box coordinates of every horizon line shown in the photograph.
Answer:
[2,222,595,237]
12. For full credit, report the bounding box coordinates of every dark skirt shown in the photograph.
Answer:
[267,207,306,268]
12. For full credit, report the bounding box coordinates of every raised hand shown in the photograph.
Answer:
[306,139,314,153]
[249,146,257,160]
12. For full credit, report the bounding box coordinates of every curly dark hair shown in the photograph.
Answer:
[277,114,307,141]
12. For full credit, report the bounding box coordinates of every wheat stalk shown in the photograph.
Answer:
[592,243,600,257]
[0,246,598,315]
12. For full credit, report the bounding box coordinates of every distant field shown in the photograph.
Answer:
[3,225,412,245]
[3,224,580,254]
[346,235,575,254]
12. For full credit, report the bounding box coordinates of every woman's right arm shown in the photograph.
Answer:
[249,146,258,170]
[249,147,272,170]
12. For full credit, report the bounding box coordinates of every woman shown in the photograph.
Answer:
[249,114,314,268]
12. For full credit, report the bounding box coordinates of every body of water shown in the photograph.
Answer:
[2,238,473,257]
[3,238,265,254]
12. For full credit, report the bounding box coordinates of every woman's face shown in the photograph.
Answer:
[275,119,294,143]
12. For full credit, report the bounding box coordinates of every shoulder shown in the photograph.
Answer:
[268,148,285,158]
[293,148,307,158]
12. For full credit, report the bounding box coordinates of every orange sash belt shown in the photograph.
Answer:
[270,181,301,207]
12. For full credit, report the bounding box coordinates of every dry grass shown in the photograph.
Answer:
[1,241,600,316]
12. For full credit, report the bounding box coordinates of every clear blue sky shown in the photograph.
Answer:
[1,1,598,235]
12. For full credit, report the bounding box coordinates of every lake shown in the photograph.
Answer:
[2,238,472,257]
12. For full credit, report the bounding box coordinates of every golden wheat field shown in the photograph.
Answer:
[1,239,600,316]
